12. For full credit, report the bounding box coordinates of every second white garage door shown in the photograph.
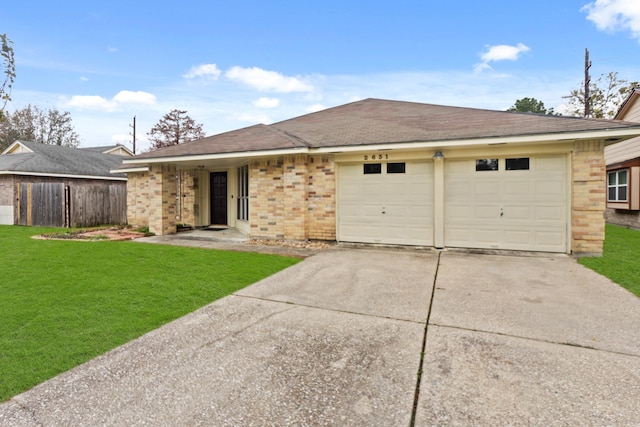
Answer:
[338,160,434,246]
[444,155,568,252]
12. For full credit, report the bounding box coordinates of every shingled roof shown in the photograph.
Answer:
[0,141,127,179]
[132,98,640,160]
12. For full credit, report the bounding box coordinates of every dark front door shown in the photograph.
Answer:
[210,172,227,225]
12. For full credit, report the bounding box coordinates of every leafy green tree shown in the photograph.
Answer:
[564,72,638,118]
[507,97,557,115]
[1,34,16,121]
[0,105,80,151]
[147,109,205,151]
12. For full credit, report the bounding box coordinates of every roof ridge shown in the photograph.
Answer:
[266,125,311,147]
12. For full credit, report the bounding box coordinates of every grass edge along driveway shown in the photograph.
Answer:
[0,225,301,402]
[579,224,640,298]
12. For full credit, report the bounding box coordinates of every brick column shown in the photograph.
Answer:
[126,171,150,227]
[148,163,177,235]
[306,155,336,241]
[283,154,308,240]
[571,140,606,255]
[249,158,285,239]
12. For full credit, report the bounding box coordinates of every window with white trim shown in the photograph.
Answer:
[237,165,249,220]
[608,170,628,202]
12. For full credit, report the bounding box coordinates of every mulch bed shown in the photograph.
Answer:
[36,227,150,241]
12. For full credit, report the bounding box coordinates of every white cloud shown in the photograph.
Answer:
[480,43,530,62]
[183,64,222,80]
[112,90,157,105]
[64,95,116,111]
[80,76,89,82]
[253,97,280,108]
[475,43,530,72]
[226,66,314,93]
[582,0,640,39]
[107,46,118,53]
[62,90,156,112]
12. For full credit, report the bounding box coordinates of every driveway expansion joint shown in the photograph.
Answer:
[233,294,427,325]
[410,251,441,427]
[429,323,640,359]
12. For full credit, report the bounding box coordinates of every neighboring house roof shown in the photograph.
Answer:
[614,88,640,121]
[126,98,640,163]
[608,89,640,167]
[0,140,127,180]
[80,144,134,157]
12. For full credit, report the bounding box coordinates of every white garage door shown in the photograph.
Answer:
[445,155,568,252]
[338,160,434,246]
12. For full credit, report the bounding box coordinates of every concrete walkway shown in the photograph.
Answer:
[1,247,639,426]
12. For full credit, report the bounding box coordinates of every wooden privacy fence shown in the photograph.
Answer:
[16,182,127,228]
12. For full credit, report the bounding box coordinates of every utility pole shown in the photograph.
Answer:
[584,48,592,117]
[129,115,137,154]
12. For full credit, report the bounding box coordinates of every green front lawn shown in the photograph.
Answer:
[579,224,640,297]
[0,225,300,402]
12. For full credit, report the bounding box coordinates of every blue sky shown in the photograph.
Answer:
[3,0,640,151]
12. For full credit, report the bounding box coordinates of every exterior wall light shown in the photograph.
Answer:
[433,151,444,159]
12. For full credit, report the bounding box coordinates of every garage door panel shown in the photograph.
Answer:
[535,206,566,221]
[474,181,500,195]
[445,155,567,253]
[446,204,472,220]
[536,156,565,171]
[473,205,501,219]
[504,180,531,194]
[506,206,531,220]
[338,160,434,246]
[446,182,471,200]
[504,230,531,245]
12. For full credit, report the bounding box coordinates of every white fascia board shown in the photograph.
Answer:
[0,171,127,181]
[122,147,309,165]
[312,128,640,153]
[111,166,149,174]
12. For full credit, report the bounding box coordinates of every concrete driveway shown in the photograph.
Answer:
[1,248,639,426]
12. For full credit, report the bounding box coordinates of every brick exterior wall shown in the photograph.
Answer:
[571,140,606,255]
[127,171,150,227]
[249,154,336,241]
[138,143,607,254]
[306,155,336,240]
[250,157,285,239]
[148,163,177,235]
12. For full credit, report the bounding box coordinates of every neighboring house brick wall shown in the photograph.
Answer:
[571,140,606,254]
[127,171,150,227]
[605,208,640,229]
[148,164,177,235]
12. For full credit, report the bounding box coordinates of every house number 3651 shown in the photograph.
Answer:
[364,154,389,160]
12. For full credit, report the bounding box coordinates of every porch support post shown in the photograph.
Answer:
[148,163,177,235]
